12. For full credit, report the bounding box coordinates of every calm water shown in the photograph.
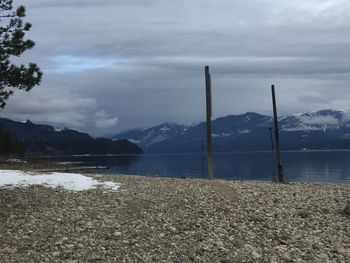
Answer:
[41,150,350,183]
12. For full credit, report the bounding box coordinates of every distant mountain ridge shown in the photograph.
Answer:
[116,122,192,147]
[0,118,143,155]
[112,109,350,153]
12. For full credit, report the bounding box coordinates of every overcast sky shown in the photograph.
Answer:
[2,0,350,136]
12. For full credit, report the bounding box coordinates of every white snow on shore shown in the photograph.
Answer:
[0,170,120,191]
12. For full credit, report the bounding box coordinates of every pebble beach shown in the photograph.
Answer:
[0,173,349,262]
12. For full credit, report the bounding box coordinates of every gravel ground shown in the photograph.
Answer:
[0,174,349,262]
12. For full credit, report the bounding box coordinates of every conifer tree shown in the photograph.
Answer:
[0,0,42,108]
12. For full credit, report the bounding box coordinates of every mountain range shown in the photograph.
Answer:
[112,109,350,153]
[0,118,142,155]
[2,109,350,156]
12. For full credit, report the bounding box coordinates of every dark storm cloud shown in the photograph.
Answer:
[3,0,350,135]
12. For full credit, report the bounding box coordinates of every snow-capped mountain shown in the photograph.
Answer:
[112,109,350,153]
[280,110,347,132]
[113,122,192,147]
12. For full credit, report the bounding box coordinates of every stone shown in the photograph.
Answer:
[281,253,292,261]
[298,211,309,218]
[215,240,224,247]
[65,244,75,249]
[232,239,244,248]
[251,251,261,259]
[317,253,330,263]
[173,234,181,240]
[1,172,350,263]
[85,222,94,228]
[343,202,350,216]
[169,226,177,232]
[113,231,122,237]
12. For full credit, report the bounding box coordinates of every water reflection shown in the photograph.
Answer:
[283,151,350,182]
[41,151,350,183]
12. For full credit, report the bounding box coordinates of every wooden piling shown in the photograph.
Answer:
[205,66,214,180]
[269,127,276,183]
[271,84,284,183]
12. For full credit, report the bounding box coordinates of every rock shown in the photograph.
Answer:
[343,202,350,215]
[200,244,211,251]
[231,239,244,248]
[281,253,292,261]
[85,222,94,228]
[194,256,202,262]
[244,244,254,251]
[113,231,122,237]
[298,211,309,218]
[228,235,235,242]
[251,251,261,259]
[65,244,75,249]
[317,253,330,263]
[215,240,224,247]
[169,226,177,232]
[1,173,350,263]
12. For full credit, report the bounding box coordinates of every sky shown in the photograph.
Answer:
[2,0,350,136]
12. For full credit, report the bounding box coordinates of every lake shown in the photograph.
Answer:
[41,150,350,183]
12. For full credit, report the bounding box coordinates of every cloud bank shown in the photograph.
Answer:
[3,0,350,135]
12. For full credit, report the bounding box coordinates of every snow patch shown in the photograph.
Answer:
[238,129,251,134]
[5,159,27,163]
[127,138,140,144]
[283,114,340,132]
[0,170,120,191]
[56,162,83,165]
[160,127,170,132]
[221,132,233,137]
[299,115,339,126]
[148,135,168,144]
[284,126,325,132]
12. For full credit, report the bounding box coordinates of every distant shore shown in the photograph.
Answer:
[0,170,349,262]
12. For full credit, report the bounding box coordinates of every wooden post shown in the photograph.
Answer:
[271,84,284,183]
[205,66,214,180]
[269,127,276,183]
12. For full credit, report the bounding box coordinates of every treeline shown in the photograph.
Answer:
[0,126,25,155]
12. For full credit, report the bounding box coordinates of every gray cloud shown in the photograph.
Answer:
[3,87,97,127]
[94,110,119,129]
[3,0,350,135]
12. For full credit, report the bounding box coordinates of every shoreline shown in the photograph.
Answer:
[1,171,349,262]
[2,159,350,185]
[2,155,350,184]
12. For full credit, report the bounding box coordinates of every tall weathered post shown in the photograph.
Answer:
[269,127,276,183]
[205,66,214,180]
[271,84,284,183]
